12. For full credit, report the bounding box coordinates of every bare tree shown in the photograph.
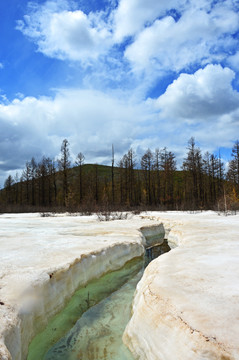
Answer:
[141,149,153,205]
[160,147,176,207]
[183,137,203,208]
[4,175,15,204]
[154,148,161,205]
[112,144,115,204]
[30,157,37,206]
[22,161,31,205]
[94,164,99,203]
[75,152,85,203]
[119,148,137,205]
[58,139,71,207]
[37,156,48,206]
[228,140,239,189]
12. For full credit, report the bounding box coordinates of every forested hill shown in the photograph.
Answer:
[1,138,239,213]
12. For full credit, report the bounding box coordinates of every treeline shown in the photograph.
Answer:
[1,137,239,212]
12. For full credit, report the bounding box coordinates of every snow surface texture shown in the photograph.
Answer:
[0,213,164,360]
[123,211,239,360]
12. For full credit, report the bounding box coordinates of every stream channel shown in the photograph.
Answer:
[27,241,170,360]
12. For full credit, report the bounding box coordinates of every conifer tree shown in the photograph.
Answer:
[75,152,85,203]
[58,139,71,207]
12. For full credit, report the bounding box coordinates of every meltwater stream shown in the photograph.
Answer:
[27,241,170,360]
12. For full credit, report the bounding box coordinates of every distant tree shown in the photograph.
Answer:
[154,148,161,204]
[210,154,218,203]
[232,140,239,179]
[111,144,115,204]
[37,156,48,206]
[22,161,31,205]
[44,157,56,206]
[51,160,57,205]
[228,140,239,190]
[127,148,137,205]
[218,151,224,189]
[160,147,176,207]
[4,175,15,204]
[118,158,124,204]
[141,149,153,205]
[119,148,137,205]
[183,137,203,209]
[4,175,14,188]
[94,164,99,203]
[75,152,85,203]
[202,151,211,206]
[14,172,20,205]
[30,157,37,206]
[19,175,24,206]
[202,151,225,208]
[58,139,71,206]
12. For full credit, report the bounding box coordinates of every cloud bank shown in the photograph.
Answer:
[1,0,239,184]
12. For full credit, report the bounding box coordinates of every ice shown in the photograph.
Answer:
[123,211,239,360]
[0,213,159,360]
[1,211,239,360]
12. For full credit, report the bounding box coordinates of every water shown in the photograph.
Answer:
[44,272,141,360]
[27,241,170,360]
[145,240,171,267]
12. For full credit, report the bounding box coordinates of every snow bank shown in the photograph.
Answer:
[2,211,238,360]
[0,213,161,360]
[123,211,239,360]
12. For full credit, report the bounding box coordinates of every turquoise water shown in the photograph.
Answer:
[44,271,142,360]
[27,241,170,360]
[27,258,143,360]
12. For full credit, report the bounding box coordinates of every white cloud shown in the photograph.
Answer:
[112,0,216,41]
[113,0,187,41]
[0,76,238,186]
[0,89,153,180]
[113,0,239,43]
[16,1,112,62]
[0,63,3,69]
[125,4,239,73]
[5,0,239,186]
[143,64,239,155]
[227,51,239,71]
[16,0,239,79]
[156,64,239,119]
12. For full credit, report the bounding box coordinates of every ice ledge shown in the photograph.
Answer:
[1,245,143,360]
[140,224,165,248]
[123,212,239,360]
[0,213,164,360]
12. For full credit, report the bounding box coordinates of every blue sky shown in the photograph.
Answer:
[0,0,239,185]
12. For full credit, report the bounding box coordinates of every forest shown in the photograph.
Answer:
[1,137,239,213]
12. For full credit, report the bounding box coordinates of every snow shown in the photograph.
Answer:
[1,211,239,360]
[0,213,161,360]
[123,211,239,360]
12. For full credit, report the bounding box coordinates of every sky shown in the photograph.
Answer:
[0,0,239,186]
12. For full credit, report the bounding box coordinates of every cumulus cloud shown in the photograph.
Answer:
[16,0,239,77]
[125,4,239,73]
[156,64,239,119]
[113,0,187,41]
[0,75,238,186]
[144,64,239,155]
[16,1,112,62]
[113,0,230,42]
[227,51,239,71]
[0,88,153,184]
